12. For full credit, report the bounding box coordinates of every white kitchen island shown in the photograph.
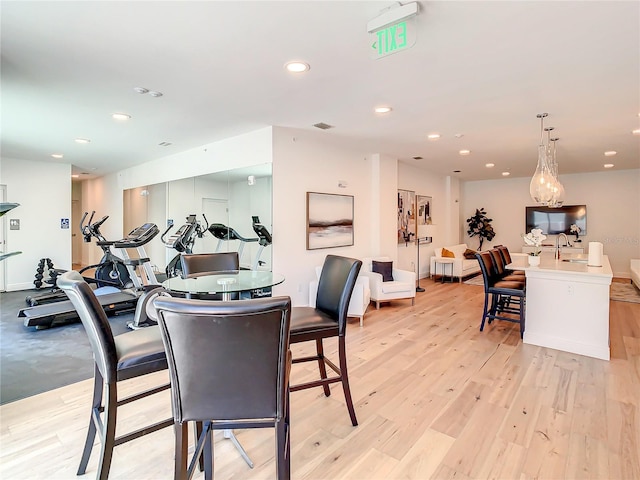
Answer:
[507,253,613,360]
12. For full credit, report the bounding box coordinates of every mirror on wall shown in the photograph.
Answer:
[123,163,272,275]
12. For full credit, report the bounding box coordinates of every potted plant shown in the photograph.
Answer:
[522,228,547,266]
[570,223,582,243]
[466,208,496,250]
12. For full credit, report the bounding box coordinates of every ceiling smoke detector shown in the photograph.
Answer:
[313,122,334,130]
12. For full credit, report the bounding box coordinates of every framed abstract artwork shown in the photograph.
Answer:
[306,192,354,250]
[397,189,416,244]
[417,195,433,243]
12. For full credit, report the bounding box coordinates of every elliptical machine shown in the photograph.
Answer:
[128,214,209,331]
[161,214,209,278]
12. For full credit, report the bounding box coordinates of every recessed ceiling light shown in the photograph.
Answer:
[284,61,310,73]
[148,91,163,98]
[502,171,510,176]
[71,174,79,178]
[374,106,392,114]
[133,87,149,94]
[604,163,615,168]
[604,151,617,156]
[427,133,440,140]
[632,128,640,135]
[75,138,90,144]
[459,149,471,155]
[112,113,131,121]
[51,153,63,159]
[485,163,495,168]
[454,133,464,138]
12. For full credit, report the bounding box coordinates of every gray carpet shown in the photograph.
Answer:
[0,289,134,405]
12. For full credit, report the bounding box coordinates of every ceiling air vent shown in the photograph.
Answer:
[158,141,172,147]
[313,122,334,130]
[412,156,423,160]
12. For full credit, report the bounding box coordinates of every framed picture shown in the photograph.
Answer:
[397,189,416,244]
[306,192,354,250]
[416,195,433,243]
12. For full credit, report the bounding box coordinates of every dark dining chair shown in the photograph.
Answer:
[489,248,524,281]
[57,271,172,480]
[179,252,239,278]
[289,254,362,426]
[153,296,292,480]
[494,245,525,278]
[179,252,240,300]
[475,251,526,338]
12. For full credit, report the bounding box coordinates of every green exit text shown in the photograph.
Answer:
[374,21,408,55]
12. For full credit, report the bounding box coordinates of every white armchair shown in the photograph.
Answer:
[309,266,371,326]
[361,256,416,310]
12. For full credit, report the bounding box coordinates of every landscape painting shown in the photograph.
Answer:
[306,192,354,250]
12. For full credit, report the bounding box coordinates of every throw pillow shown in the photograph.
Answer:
[441,248,455,258]
[372,260,394,282]
[463,248,477,259]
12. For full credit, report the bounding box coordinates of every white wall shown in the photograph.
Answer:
[462,169,640,277]
[0,158,72,290]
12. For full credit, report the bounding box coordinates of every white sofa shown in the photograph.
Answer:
[309,266,371,326]
[361,256,416,310]
[429,243,481,283]
[631,259,640,289]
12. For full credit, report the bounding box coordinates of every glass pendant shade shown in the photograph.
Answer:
[530,113,565,206]
[529,144,555,204]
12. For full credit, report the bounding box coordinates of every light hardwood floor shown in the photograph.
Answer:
[1,279,639,479]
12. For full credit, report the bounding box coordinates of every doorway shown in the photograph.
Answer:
[0,184,6,291]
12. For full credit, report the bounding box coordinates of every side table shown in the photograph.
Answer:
[434,258,455,283]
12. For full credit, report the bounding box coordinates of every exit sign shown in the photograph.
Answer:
[370,19,416,59]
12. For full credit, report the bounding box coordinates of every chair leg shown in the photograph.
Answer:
[519,296,525,339]
[95,383,117,480]
[77,367,102,475]
[338,336,358,426]
[203,425,214,480]
[174,422,188,480]
[411,298,415,306]
[359,315,363,328]
[315,339,331,397]
[480,293,489,331]
[275,394,291,480]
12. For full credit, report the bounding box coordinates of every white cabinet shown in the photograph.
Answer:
[522,246,584,255]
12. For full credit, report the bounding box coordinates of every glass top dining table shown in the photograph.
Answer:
[162,270,285,296]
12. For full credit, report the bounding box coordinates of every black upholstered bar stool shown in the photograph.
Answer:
[57,271,172,480]
[288,254,362,426]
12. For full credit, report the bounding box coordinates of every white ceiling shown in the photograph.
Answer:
[2,1,639,182]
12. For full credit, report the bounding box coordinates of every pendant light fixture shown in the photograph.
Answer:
[529,113,565,206]
[530,113,554,204]
[547,137,565,207]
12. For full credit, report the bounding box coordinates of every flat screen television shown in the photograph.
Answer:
[525,205,587,235]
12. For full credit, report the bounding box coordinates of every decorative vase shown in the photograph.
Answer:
[528,255,541,267]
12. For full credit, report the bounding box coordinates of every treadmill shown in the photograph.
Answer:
[19,222,160,329]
